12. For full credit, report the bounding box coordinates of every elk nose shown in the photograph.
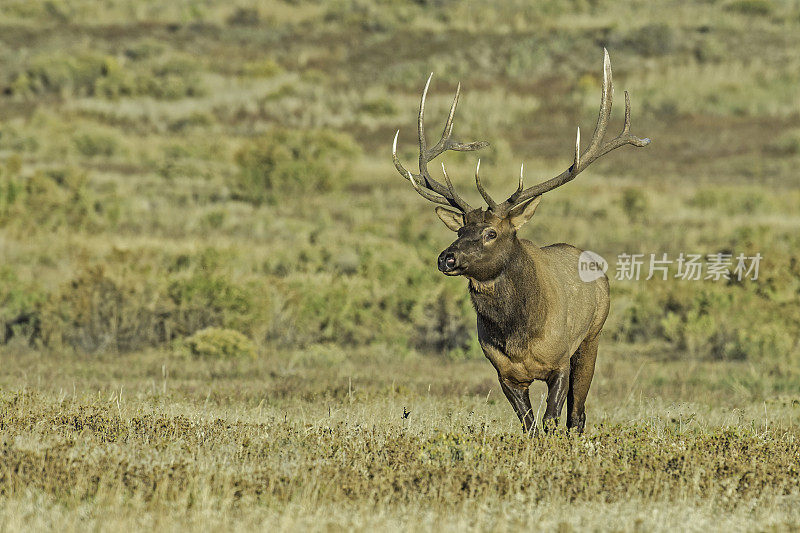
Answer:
[438,252,457,272]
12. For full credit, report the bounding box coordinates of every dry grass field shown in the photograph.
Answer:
[1,0,800,530]
[2,350,800,531]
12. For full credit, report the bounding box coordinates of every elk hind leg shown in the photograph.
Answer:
[567,336,599,433]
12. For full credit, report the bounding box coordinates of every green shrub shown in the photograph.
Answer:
[42,266,167,353]
[10,51,204,100]
[275,259,445,348]
[37,260,267,354]
[0,267,46,346]
[657,290,794,361]
[504,38,552,79]
[688,189,719,209]
[659,291,741,360]
[13,52,131,98]
[612,290,671,344]
[137,57,205,99]
[25,52,105,95]
[687,189,768,215]
[92,56,137,99]
[124,39,166,61]
[184,327,257,359]
[232,128,360,204]
[73,131,119,158]
[621,188,648,222]
[360,97,397,117]
[413,290,474,358]
[167,111,214,132]
[725,0,773,16]
[323,0,400,32]
[614,285,795,362]
[166,272,258,337]
[240,59,283,78]
[226,7,261,26]
[0,165,110,231]
[201,210,227,230]
[766,129,800,156]
[622,23,675,57]
[694,35,726,64]
[282,277,376,346]
[0,156,24,219]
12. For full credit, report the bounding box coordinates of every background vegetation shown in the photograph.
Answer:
[1,0,799,530]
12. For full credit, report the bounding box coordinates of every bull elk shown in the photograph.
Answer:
[392,50,650,434]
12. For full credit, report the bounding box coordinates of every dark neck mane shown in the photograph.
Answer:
[467,241,547,347]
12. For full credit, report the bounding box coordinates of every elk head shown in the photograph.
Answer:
[392,49,650,282]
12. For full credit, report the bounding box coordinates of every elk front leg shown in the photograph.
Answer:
[542,368,570,432]
[499,379,536,436]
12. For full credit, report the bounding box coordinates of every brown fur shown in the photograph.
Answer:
[437,206,609,434]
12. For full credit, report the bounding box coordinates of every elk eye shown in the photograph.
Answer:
[485,229,497,241]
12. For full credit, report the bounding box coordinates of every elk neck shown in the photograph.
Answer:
[466,237,548,342]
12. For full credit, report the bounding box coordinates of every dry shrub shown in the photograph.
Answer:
[725,0,773,16]
[9,51,205,100]
[41,265,168,353]
[39,264,266,354]
[413,290,474,359]
[0,162,117,232]
[183,327,257,359]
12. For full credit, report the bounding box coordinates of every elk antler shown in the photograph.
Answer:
[392,73,489,213]
[494,48,650,215]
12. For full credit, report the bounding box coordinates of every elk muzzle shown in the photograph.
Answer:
[437,250,461,275]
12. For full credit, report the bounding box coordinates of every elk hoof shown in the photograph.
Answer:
[567,413,586,434]
[542,417,559,433]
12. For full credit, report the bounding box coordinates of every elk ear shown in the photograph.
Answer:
[507,196,542,230]
[435,206,465,232]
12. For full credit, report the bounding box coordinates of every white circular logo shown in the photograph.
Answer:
[578,250,608,282]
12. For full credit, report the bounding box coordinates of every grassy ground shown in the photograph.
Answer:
[2,349,800,531]
[1,0,800,530]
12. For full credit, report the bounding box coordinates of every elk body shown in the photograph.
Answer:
[392,50,649,434]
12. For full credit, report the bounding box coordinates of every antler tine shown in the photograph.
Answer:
[427,80,490,161]
[585,48,614,162]
[474,159,498,211]
[392,130,419,190]
[622,90,631,135]
[406,169,451,205]
[418,73,433,156]
[392,74,489,213]
[415,73,461,200]
[497,48,650,214]
[394,129,453,206]
[441,163,473,212]
[595,88,651,158]
[439,82,460,147]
